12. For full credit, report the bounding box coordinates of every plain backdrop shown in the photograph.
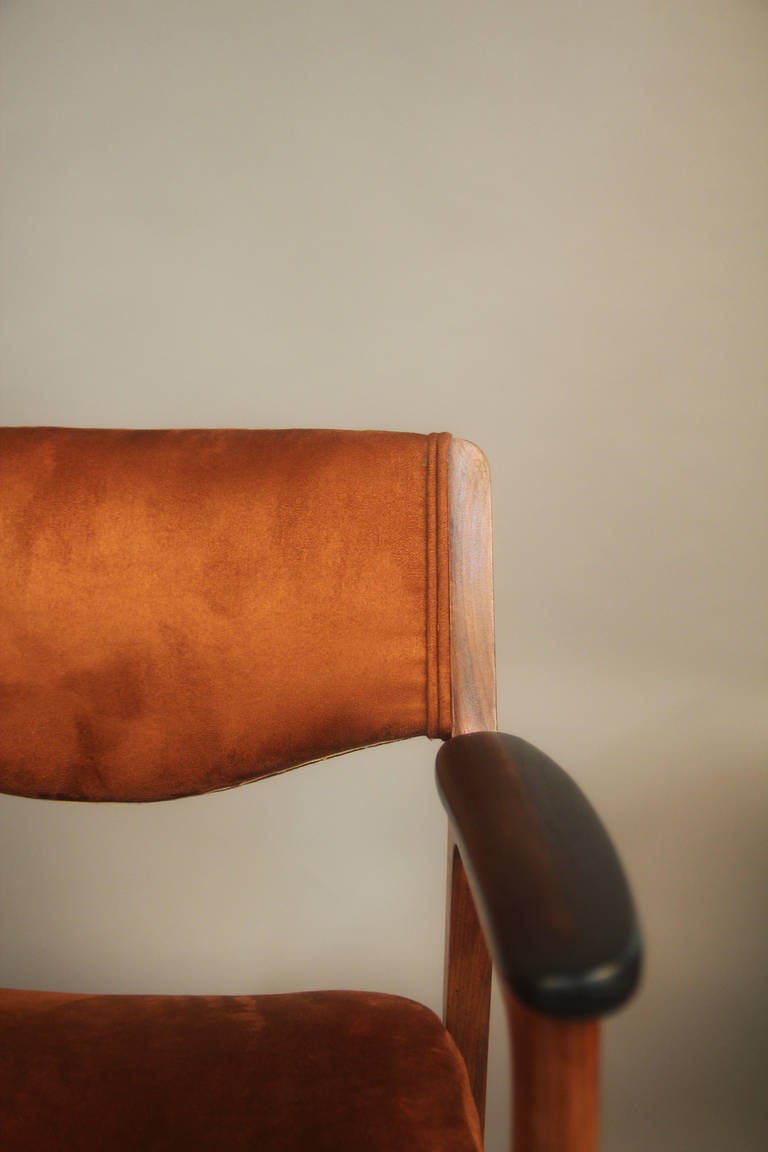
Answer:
[1,3,766,1149]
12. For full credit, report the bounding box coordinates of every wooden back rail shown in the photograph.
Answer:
[444,439,600,1152]
[445,438,496,1124]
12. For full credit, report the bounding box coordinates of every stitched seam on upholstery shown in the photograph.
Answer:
[435,433,442,736]
[436,431,451,737]
[425,433,437,736]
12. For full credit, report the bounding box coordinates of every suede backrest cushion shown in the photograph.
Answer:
[0,428,451,801]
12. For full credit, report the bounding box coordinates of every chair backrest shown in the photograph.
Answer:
[0,428,494,803]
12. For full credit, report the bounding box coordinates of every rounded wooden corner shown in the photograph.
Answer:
[450,438,491,483]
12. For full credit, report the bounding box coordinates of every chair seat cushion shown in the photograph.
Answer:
[0,987,483,1151]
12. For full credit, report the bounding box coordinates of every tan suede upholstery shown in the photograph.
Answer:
[0,989,483,1151]
[0,428,451,801]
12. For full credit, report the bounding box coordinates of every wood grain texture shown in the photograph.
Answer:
[507,995,600,1152]
[443,438,497,1126]
[443,837,493,1128]
[448,439,497,736]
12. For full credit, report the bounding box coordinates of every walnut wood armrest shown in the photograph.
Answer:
[436,731,641,1020]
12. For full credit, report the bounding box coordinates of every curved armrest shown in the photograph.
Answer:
[436,732,641,1019]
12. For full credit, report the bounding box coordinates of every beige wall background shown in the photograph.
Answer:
[1,2,766,1149]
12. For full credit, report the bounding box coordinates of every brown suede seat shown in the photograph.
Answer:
[0,987,483,1151]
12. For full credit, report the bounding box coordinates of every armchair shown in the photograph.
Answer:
[0,427,640,1151]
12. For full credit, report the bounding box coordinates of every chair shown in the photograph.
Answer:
[0,427,641,1151]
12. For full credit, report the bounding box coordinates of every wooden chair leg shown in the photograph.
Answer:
[507,995,600,1152]
[444,837,493,1128]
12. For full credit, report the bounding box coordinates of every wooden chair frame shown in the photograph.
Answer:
[442,440,639,1152]
[445,437,496,1118]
